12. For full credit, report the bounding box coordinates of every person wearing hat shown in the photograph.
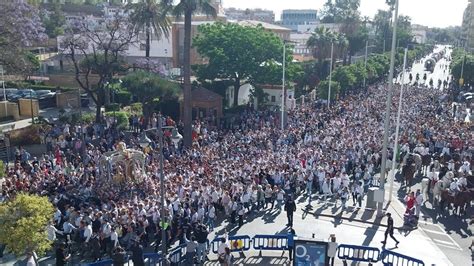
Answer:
[381,213,399,247]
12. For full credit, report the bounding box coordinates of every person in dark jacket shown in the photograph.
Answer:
[381,212,399,247]
[111,246,127,266]
[130,238,145,266]
[284,196,297,227]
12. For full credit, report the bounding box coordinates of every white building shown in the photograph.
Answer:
[225,83,294,108]
[297,22,342,34]
[412,24,427,44]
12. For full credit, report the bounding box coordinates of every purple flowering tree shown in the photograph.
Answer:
[60,15,138,122]
[0,0,47,73]
[133,58,169,77]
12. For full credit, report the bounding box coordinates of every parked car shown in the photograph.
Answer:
[8,89,37,102]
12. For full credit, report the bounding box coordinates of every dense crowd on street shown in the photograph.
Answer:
[0,76,472,265]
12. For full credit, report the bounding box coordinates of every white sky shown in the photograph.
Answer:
[222,0,469,28]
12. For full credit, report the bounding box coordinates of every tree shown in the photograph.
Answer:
[332,66,356,93]
[307,27,348,78]
[41,3,66,38]
[192,22,286,107]
[166,0,216,147]
[451,52,474,86]
[60,15,137,122]
[317,80,341,100]
[0,1,46,74]
[127,0,171,58]
[0,193,54,256]
[123,70,180,124]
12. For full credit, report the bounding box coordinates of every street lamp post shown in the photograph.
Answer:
[378,0,400,216]
[388,47,408,202]
[281,41,286,130]
[139,116,181,263]
[328,42,334,108]
[363,40,369,89]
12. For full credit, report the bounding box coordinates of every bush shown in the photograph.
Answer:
[81,113,95,124]
[130,102,143,115]
[105,111,129,130]
[317,80,341,101]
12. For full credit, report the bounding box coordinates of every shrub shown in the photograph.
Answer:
[130,102,143,115]
[105,111,129,130]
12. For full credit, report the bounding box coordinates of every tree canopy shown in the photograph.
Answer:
[193,22,287,106]
[0,1,46,74]
[0,194,54,256]
[122,70,180,120]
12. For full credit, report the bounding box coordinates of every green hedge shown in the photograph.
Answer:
[105,111,129,129]
[6,82,75,92]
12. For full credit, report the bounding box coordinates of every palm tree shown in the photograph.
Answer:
[307,27,334,62]
[127,0,171,58]
[166,0,216,147]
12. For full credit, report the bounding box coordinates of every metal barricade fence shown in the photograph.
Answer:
[85,259,113,266]
[337,244,380,263]
[144,252,162,266]
[380,249,425,266]
[211,235,252,254]
[169,243,187,264]
[252,235,289,251]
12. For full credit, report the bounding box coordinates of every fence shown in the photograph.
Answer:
[380,249,425,266]
[211,235,252,253]
[337,244,380,263]
[85,235,424,266]
[252,235,289,252]
[168,244,186,264]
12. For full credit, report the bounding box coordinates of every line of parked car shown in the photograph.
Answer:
[1,88,56,102]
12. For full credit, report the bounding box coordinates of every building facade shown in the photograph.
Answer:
[224,8,275,23]
[281,9,318,31]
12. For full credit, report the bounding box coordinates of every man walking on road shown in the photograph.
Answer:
[285,196,297,227]
[381,213,399,247]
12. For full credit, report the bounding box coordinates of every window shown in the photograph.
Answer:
[271,96,276,102]
[139,43,146,51]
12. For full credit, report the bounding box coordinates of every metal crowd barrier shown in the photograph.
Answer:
[168,243,187,264]
[380,249,425,266]
[85,259,113,266]
[252,235,289,251]
[211,235,252,253]
[337,244,380,263]
[144,252,162,265]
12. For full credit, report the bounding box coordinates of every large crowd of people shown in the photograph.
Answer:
[0,67,472,264]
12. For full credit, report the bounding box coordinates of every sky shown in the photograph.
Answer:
[222,0,469,28]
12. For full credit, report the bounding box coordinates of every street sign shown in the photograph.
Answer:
[293,238,328,266]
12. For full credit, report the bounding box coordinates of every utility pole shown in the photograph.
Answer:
[378,0,400,216]
[328,42,334,108]
[389,47,407,201]
[363,40,369,89]
[281,41,286,130]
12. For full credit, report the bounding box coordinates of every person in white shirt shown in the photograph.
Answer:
[207,205,216,231]
[110,226,119,248]
[46,221,62,242]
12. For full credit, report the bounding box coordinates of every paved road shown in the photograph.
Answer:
[392,45,473,266]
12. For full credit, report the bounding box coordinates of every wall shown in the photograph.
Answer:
[0,102,20,121]
[56,92,81,109]
[18,99,39,117]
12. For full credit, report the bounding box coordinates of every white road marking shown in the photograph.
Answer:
[422,228,448,236]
